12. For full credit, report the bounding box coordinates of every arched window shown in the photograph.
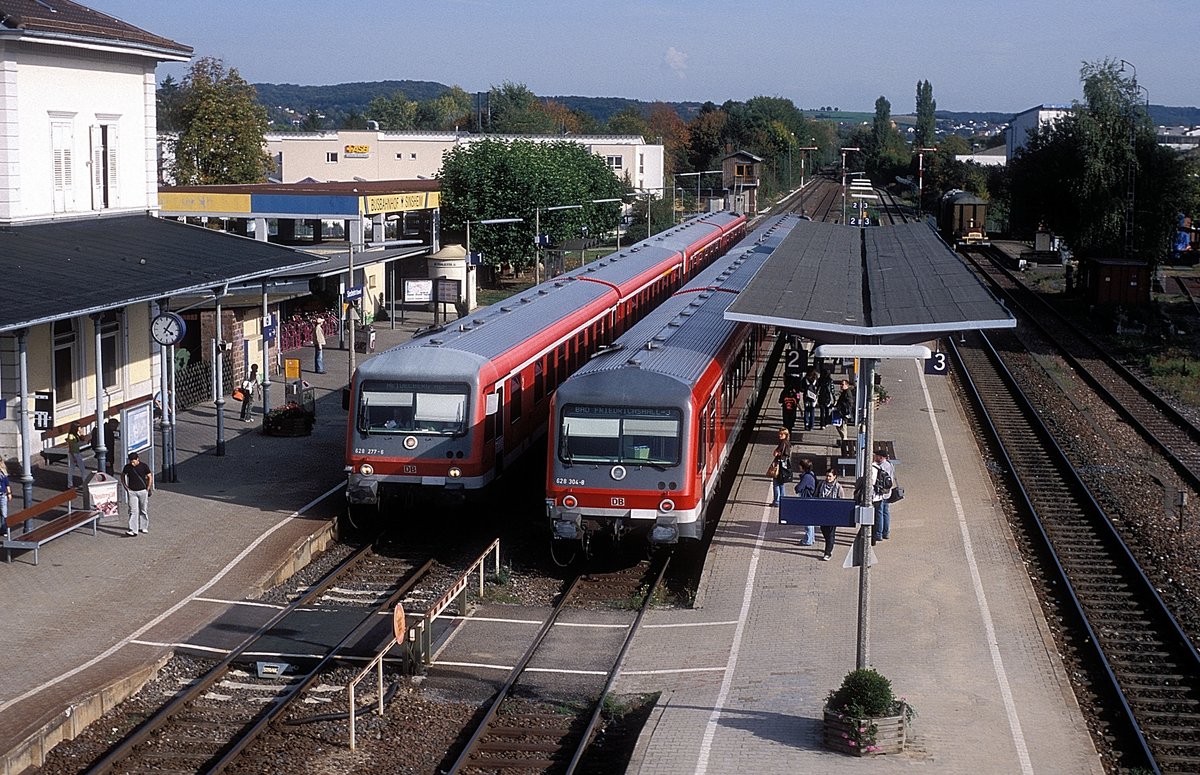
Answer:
[53,318,79,403]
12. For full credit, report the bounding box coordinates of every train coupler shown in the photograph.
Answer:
[553,514,581,541]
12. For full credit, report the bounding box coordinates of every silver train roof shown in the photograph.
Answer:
[724,220,1014,345]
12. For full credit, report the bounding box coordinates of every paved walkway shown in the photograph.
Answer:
[0,310,434,775]
[618,353,1105,774]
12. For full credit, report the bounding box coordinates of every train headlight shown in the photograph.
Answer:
[359,463,374,477]
[563,495,578,509]
[448,467,462,478]
[659,498,675,513]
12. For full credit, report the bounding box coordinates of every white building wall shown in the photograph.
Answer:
[265,131,665,194]
[4,43,155,222]
[1006,105,1070,162]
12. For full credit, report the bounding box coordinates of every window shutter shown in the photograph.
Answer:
[52,122,74,212]
[90,125,105,208]
[105,124,119,207]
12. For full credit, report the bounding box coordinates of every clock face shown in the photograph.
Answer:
[151,313,185,346]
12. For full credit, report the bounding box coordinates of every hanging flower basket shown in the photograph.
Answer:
[823,668,914,756]
[263,402,314,437]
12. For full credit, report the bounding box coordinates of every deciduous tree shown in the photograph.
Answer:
[439,139,625,268]
[170,57,272,184]
[914,80,936,150]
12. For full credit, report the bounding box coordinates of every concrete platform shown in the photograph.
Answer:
[617,352,1105,774]
[0,310,436,775]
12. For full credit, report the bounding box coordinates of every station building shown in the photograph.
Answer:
[0,1,326,497]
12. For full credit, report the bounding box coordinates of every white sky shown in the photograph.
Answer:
[88,0,1196,114]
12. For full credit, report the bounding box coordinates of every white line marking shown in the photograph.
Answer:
[0,483,344,716]
[918,366,1033,774]
[644,620,739,629]
[623,667,728,675]
[193,597,288,609]
[439,615,633,629]
[433,661,608,676]
[695,478,772,774]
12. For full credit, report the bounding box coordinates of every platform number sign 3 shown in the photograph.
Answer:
[924,351,949,375]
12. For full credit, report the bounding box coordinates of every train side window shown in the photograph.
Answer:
[485,388,498,442]
[509,376,523,424]
[707,398,717,451]
[534,361,545,403]
[557,344,567,384]
[697,413,707,473]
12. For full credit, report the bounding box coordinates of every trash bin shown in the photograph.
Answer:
[355,326,377,354]
[85,472,119,519]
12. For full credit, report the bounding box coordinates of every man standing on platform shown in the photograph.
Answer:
[121,451,153,536]
[312,316,327,374]
[871,450,895,544]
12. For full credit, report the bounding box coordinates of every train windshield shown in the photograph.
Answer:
[559,405,681,466]
[358,380,468,436]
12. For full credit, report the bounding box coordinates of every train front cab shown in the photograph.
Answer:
[548,379,698,548]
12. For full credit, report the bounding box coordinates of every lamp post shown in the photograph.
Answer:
[840,147,861,223]
[465,217,523,322]
[916,147,937,213]
[534,204,581,284]
[797,143,818,213]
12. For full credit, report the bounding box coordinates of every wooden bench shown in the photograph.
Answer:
[39,442,92,467]
[3,489,102,566]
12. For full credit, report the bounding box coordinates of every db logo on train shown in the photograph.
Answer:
[611,497,626,507]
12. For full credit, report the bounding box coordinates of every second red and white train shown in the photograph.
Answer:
[546,213,802,549]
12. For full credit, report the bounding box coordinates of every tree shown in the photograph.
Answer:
[866,96,909,182]
[416,85,473,130]
[156,75,183,132]
[914,80,936,149]
[366,92,417,130]
[170,57,272,184]
[439,139,626,268]
[1008,58,1199,261]
[607,106,650,137]
[300,108,324,131]
[488,82,556,134]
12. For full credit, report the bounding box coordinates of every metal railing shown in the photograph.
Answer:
[346,538,501,750]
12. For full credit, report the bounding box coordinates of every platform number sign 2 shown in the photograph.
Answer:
[924,351,949,375]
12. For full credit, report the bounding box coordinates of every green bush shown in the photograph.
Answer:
[826,668,895,718]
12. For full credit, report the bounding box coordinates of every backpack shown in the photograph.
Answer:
[872,465,893,496]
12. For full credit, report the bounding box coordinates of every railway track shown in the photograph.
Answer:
[447,553,671,774]
[961,246,1200,492]
[82,543,444,775]
[950,332,1200,774]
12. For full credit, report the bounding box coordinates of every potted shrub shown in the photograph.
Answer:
[823,668,914,756]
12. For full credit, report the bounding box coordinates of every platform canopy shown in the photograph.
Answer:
[725,220,1015,345]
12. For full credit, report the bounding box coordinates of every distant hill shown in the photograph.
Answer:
[249,79,1200,130]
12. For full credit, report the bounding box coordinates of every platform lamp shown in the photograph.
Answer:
[465,217,523,320]
[534,205,581,284]
[916,147,937,213]
[797,143,818,213]
[840,147,861,223]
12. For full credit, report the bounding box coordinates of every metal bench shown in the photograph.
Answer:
[3,489,102,565]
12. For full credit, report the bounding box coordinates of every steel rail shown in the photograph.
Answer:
[950,332,1200,773]
[961,246,1200,492]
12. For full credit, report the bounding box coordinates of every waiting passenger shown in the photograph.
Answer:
[816,469,845,561]
[793,457,817,547]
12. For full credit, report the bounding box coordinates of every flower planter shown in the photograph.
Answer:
[823,702,909,756]
[263,401,315,437]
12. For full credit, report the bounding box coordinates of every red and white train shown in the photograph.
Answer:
[344,211,747,511]
[546,213,801,549]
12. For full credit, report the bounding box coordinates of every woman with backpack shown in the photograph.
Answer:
[769,428,792,507]
[793,457,817,546]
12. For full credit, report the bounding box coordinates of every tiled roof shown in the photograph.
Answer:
[0,0,191,56]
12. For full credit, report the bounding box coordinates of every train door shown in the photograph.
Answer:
[491,385,505,475]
